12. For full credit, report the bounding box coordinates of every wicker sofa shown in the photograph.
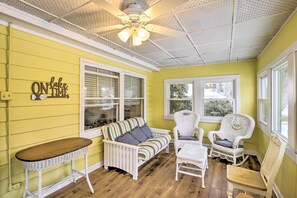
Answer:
[102,117,171,180]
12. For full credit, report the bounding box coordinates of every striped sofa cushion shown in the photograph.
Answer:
[138,134,171,161]
[106,120,132,141]
[106,117,146,141]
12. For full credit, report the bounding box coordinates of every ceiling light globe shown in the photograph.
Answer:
[118,28,130,42]
[138,28,150,41]
[132,35,142,46]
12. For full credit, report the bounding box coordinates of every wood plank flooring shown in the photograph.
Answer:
[47,144,262,198]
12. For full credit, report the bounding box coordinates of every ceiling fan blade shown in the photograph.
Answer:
[143,0,188,21]
[92,0,128,20]
[88,24,126,33]
[145,24,186,37]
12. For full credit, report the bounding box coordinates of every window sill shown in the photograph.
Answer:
[81,127,103,139]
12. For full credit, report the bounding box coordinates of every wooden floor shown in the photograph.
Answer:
[47,144,261,198]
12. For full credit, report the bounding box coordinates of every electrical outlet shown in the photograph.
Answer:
[0,91,12,101]
[8,183,20,191]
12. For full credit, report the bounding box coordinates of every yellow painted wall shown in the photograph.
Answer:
[151,60,258,151]
[0,25,153,197]
[257,12,297,198]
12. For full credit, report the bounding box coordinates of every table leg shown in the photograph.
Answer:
[23,169,29,198]
[38,170,42,198]
[84,154,94,193]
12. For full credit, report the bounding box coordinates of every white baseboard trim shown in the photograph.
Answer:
[36,160,104,198]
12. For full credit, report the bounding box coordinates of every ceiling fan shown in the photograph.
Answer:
[90,0,188,46]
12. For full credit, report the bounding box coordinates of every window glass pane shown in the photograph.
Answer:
[260,76,268,99]
[273,64,288,138]
[169,100,192,114]
[259,99,268,123]
[124,75,144,98]
[124,99,143,119]
[204,82,234,117]
[84,105,118,130]
[170,84,192,99]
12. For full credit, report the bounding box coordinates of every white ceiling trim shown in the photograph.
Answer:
[229,0,237,62]
[0,2,160,72]
[258,7,297,59]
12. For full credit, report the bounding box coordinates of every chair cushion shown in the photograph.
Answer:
[115,132,140,146]
[130,126,147,142]
[214,139,244,148]
[140,123,153,139]
[179,136,198,141]
[214,139,233,148]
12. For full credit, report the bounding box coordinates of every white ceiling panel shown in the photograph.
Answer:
[64,3,121,30]
[201,51,230,61]
[142,51,172,60]
[176,0,233,32]
[23,0,90,17]
[205,58,230,64]
[174,0,217,13]
[236,0,297,23]
[190,25,232,45]
[234,12,291,38]
[176,56,203,65]
[130,42,161,54]
[232,47,264,58]
[233,35,274,50]
[197,41,231,54]
[153,36,192,51]
[168,47,198,58]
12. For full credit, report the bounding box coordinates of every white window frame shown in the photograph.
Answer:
[164,75,240,123]
[257,49,297,163]
[123,71,146,120]
[257,69,270,134]
[80,59,146,138]
[271,59,289,139]
[164,79,194,119]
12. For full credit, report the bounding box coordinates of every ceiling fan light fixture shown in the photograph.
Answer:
[138,28,150,41]
[132,34,142,46]
[118,28,130,42]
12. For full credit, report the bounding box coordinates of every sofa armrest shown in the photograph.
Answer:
[150,128,170,135]
[103,139,139,150]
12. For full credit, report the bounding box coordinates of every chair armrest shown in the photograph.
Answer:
[208,131,225,144]
[233,135,250,148]
[150,127,170,135]
[194,127,204,144]
[103,139,139,150]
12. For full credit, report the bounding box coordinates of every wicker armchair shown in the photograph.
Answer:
[173,110,204,153]
[208,113,255,165]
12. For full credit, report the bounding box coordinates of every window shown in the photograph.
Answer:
[272,62,288,138]
[203,82,234,117]
[257,71,269,132]
[164,75,239,122]
[124,75,144,119]
[80,59,145,138]
[257,51,297,155]
[164,80,193,119]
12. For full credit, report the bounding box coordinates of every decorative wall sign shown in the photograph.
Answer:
[31,77,70,100]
